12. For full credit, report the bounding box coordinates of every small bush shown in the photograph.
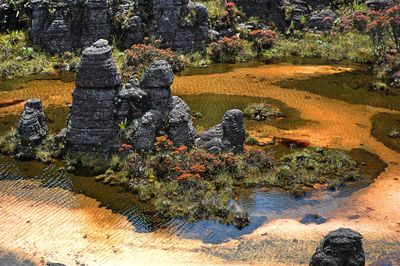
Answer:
[249,29,278,53]
[124,44,186,79]
[208,37,248,63]
[244,103,284,121]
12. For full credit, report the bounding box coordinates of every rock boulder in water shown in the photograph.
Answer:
[66,39,121,155]
[310,228,365,266]
[196,109,245,154]
[15,99,48,159]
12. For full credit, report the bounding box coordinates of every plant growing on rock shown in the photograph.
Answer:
[208,36,249,63]
[249,29,278,53]
[244,103,283,121]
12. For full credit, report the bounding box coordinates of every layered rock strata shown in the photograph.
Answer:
[66,39,121,155]
[15,99,48,159]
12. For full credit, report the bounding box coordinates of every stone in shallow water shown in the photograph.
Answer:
[300,214,327,224]
[310,228,365,266]
[15,99,48,159]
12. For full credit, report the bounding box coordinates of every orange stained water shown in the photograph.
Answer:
[0,63,399,265]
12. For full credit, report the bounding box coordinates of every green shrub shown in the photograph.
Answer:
[124,44,186,79]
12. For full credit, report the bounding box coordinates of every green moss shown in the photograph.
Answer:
[0,128,17,154]
[0,31,80,79]
[263,32,373,64]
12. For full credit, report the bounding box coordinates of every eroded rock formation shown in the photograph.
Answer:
[28,0,208,53]
[66,39,121,155]
[140,60,174,115]
[310,228,365,266]
[234,0,285,30]
[196,109,245,154]
[15,99,48,159]
[168,96,196,148]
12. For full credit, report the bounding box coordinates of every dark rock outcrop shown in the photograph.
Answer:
[0,0,22,32]
[29,0,111,53]
[15,99,48,159]
[140,60,174,115]
[117,77,149,122]
[168,96,196,148]
[120,15,144,49]
[131,110,161,152]
[307,9,337,32]
[310,228,365,266]
[234,0,286,30]
[366,0,394,11]
[221,109,246,153]
[139,0,209,53]
[66,39,121,155]
[80,0,112,49]
[28,0,209,53]
[196,109,245,154]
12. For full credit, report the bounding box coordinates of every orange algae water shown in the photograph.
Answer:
[0,63,399,265]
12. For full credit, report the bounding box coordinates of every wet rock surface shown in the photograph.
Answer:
[310,228,365,266]
[15,99,48,159]
[300,214,327,224]
[66,39,121,155]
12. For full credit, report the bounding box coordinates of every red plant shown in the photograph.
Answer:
[249,29,278,52]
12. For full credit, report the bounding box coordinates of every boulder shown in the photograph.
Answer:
[310,228,365,266]
[140,60,174,115]
[66,39,121,155]
[196,109,245,154]
[221,109,246,153]
[15,99,48,159]
[168,96,196,148]
[117,77,149,122]
[131,110,162,152]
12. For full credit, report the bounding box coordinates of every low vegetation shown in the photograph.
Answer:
[244,103,284,121]
[92,136,364,227]
[0,31,79,79]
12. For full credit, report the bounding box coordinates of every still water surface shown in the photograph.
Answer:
[0,63,399,265]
